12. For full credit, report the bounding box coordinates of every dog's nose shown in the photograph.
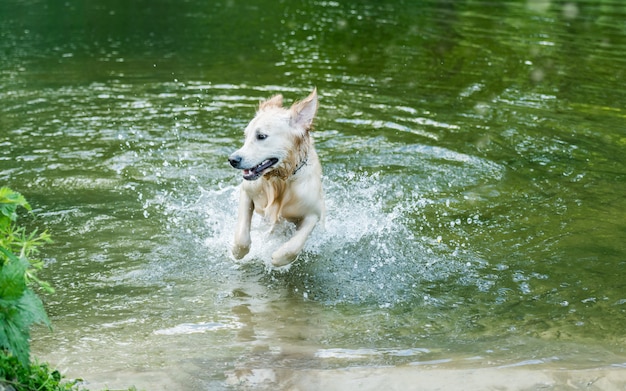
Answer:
[229,155,242,168]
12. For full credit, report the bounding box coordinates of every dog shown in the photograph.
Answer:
[228,88,324,267]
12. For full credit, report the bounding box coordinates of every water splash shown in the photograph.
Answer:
[148,159,496,309]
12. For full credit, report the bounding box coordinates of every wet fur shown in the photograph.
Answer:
[229,88,324,266]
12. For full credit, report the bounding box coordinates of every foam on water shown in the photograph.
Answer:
[154,320,243,335]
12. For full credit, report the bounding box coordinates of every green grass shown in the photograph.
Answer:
[0,352,79,391]
[0,351,141,391]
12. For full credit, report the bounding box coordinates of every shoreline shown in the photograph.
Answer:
[230,365,626,391]
[67,364,626,391]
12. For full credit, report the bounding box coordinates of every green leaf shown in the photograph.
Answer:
[0,288,50,368]
[16,288,51,328]
[0,187,31,222]
[0,312,30,367]
[0,249,28,300]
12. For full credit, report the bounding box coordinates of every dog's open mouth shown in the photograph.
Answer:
[243,158,279,180]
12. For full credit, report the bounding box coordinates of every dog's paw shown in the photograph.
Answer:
[232,244,250,260]
[271,249,298,267]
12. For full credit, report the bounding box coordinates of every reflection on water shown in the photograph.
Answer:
[2,0,626,389]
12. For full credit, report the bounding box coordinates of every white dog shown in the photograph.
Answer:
[228,88,324,266]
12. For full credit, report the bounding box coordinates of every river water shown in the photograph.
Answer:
[2,0,626,390]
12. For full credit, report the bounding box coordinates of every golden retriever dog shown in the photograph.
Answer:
[228,88,324,267]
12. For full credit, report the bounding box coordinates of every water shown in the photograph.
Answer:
[2,0,626,389]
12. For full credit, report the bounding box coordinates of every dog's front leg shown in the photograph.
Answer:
[272,214,319,267]
[232,190,254,259]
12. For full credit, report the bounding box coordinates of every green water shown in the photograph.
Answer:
[2,0,626,389]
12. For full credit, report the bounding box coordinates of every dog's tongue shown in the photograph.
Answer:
[243,167,260,180]
[242,158,277,180]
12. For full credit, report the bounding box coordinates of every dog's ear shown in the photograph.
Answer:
[290,88,318,130]
[259,94,283,110]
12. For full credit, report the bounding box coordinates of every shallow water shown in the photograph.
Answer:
[2,0,626,389]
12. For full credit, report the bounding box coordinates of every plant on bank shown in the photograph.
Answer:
[0,187,52,369]
[0,353,78,391]
[0,188,140,391]
[0,187,77,391]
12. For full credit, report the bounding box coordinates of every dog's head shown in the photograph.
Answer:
[229,88,318,181]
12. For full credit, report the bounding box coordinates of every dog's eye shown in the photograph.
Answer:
[256,133,268,140]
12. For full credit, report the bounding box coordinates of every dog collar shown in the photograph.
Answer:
[293,155,308,175]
